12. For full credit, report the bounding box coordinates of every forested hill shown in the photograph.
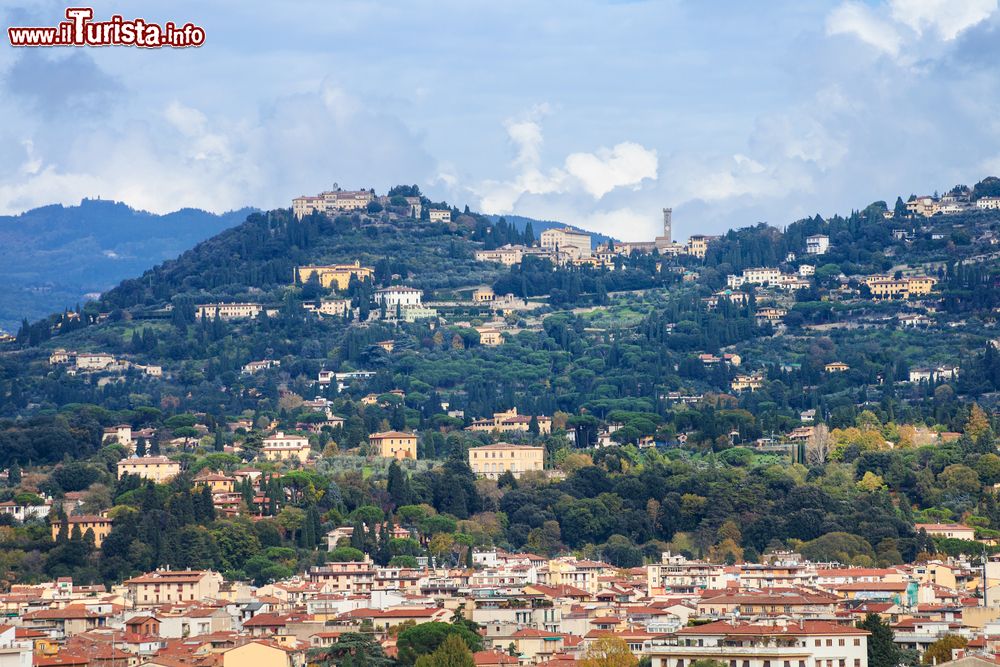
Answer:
[0,199,253,331]
[96,208,506,315]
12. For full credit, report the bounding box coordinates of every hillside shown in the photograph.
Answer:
[1,182,1000,592]
[0,199,253,331]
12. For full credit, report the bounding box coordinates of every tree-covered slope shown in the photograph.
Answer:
[0,199,253,331]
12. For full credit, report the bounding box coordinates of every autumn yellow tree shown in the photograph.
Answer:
[966,404,992,441]
[580,637,638,667]
[856,471,886,492]
[709,520,745,564]
[922,634,967,665]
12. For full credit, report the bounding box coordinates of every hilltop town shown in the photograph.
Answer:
[1,178,1000,666]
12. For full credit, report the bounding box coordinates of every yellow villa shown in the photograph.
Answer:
[468,443,544,479]
[117,455,181,482]
[368,431,417,460]
[261,432,312,463]
[50,515,114,547]
[297,261,374,290]
[864,275,937,300]
[476,327,504,346]
[194,470,236,493]
[466,408,552,435]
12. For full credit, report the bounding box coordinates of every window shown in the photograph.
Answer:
[826,639,833,647]
[853,639,861,647]
[839,639,845,647]
[815,640,821,647]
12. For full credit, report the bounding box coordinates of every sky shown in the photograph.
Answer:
[2,0,1000,241]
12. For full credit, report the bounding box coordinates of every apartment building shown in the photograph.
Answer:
[468,443,544,479]
[308,561,376,594]
[428,209,452,223]
[645,619,869,667]
[124,569,223,607]
[647,553,725,594]
[806,235,830,255]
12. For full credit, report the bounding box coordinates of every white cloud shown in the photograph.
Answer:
[472,111,657,216]
[164,101,232,162]
[826,0,997,58]
[889,0,997,40]
[565,142,658,198]
[826,2,902,56]
[19,139,42,175]
[0,78,435,215]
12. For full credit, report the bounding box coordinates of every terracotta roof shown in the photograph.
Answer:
[677,620,869,636]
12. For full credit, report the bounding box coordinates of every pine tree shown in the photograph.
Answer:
[350,519,367,553]
[387,461,409,507]
[376,521,392,566]
[858,613,901,667]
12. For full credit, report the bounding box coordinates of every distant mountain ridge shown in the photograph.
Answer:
[0,199,254,331]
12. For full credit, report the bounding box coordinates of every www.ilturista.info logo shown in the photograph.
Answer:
[7,8,205,48]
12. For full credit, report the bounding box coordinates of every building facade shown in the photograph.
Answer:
[469,443,544,479]
[117,456,181,483]
[195,303,263,320]
[297,262,374,290]
[368,431,417,460]
[540,228,592,260]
